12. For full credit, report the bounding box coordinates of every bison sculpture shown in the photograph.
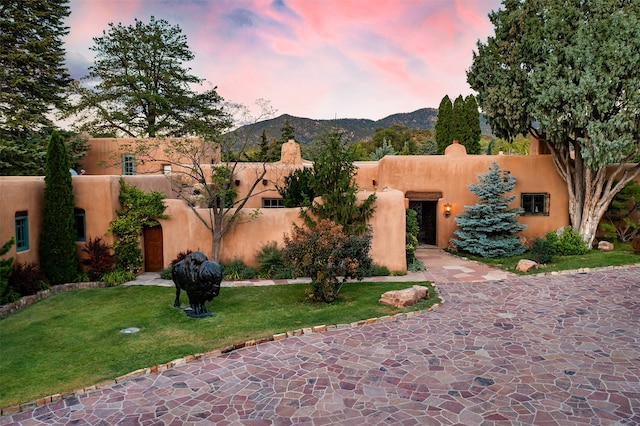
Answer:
[172,251,222,318]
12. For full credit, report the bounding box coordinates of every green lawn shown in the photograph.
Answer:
[462,241,640,274]
[0,281,439,408]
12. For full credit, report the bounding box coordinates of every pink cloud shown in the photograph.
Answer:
[63,0,503,120]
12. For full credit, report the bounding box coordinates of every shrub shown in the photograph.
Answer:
[546,226,589,256]
[407,259,426,272]
[101,269,136,287]
[9,262,49,297]
[406,209,419,265]
[631,237,640,255]
[363,264,390,277]
[223,259,257,280]
[255,242,286,278]
[82,237,116,281]
[160,268,173,280]
[282,219,373,303]
[529,237,554,264]
[1,238,19,304]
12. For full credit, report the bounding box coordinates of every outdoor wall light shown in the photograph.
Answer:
[372,179,377,186]
[234,179,240,186]
[262,179,269,186]
[443,203,452,218]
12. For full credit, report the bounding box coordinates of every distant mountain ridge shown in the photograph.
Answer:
[236,108,492,145]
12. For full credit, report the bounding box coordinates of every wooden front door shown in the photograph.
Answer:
[143,225,164,272]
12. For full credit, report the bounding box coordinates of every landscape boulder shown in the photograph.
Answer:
[379,285,429,308]
[517,259,538,273]
[597,241,614,252]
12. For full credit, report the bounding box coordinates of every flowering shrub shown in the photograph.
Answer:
[282,219,372,303]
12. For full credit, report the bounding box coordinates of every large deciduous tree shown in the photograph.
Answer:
[66,16,228,139]
[468,0,640,247]
[0,0,72,175]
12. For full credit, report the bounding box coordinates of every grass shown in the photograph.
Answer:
[460,241,640,274]
[0,281,439,408]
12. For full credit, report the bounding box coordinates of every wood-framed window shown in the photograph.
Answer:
[262,198,284,208]
[15,212,29,252]
[122,154,136,175]
[521,193,550,216]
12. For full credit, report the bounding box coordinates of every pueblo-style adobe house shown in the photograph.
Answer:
[2,136,623,273]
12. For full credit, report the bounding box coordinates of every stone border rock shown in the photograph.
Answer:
[1,285,444,416]
[0,282,105,318]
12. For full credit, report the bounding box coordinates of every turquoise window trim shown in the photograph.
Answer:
[122,154,136,175]
[15,213,29,252]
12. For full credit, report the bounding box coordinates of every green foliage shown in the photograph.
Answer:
[305,128,376,236]
[160,268,173,280]
[599,181,640,242]
[222,259,257,280]
[369,139,396,160]
[255,242,289,279]
[407,259,426,272]
[371,125,415,154]
[435,95,453,154]
[0,238,19,304]
[279,167,315,208]
[0,0,71,144]
[9,261,49,298]
[405,209,419,265]
[434,95,481,154]
[282,219,373,303]
[101,269,136,287]
[468,0,640,245]
[66,16,230,139]
[363,264,390,277]
[452,162,527,258]
[545,227,589,256]
[109,179,168,273]
[81,237,115,281]
[39,131,79,285]
[529,237,554,264]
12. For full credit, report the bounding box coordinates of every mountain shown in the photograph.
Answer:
[235,108,492,145]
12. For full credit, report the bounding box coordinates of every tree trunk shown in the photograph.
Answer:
[546,139,640,248]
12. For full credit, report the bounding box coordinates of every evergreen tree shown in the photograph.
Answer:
[451,95,466,146]
[306,128,376,236]
[66,16,229,139]
[435,95,453,154]
[462,95,482,154]
[278,167,315,207]
[39,131,79,284]
[452,162,526,257]
[369,139,396,160]
[0,0,72,175]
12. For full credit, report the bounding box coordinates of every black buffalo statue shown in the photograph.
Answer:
[172,251,222,318]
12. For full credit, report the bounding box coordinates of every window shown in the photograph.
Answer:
[122,154,136,175]
[162,164,172,175]
[15,212,29,252]
[74,209,86,242]
[262,198,284,208]
[521,193,549,216]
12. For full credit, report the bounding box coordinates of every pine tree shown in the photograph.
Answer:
[307,127,376,236]
[452,162,526,257]
[435,95,453,154]
[40,131,79,284]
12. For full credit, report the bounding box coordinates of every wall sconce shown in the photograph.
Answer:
[262,179,268,186]
[234,179,240,186]
[372,179,377,186]
[443,203,452,218]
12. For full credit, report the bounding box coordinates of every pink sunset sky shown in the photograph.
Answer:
[64,0,503,121]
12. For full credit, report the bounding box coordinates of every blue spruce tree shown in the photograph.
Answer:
[451,162,526,257]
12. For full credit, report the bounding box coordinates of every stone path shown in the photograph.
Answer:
[2,249,639,425]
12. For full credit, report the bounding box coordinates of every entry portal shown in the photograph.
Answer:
[408,201,437,245]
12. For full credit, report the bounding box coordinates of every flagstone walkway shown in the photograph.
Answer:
[2,249,639,425]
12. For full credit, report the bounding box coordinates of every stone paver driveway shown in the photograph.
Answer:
[2,266,639,425]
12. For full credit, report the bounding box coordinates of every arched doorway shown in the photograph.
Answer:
[143,225,164,272]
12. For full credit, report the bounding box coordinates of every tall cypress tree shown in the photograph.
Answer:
[40,131,79,284]
[451,162,527,257]
[462,95,482,154]
[435,95,453,154]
